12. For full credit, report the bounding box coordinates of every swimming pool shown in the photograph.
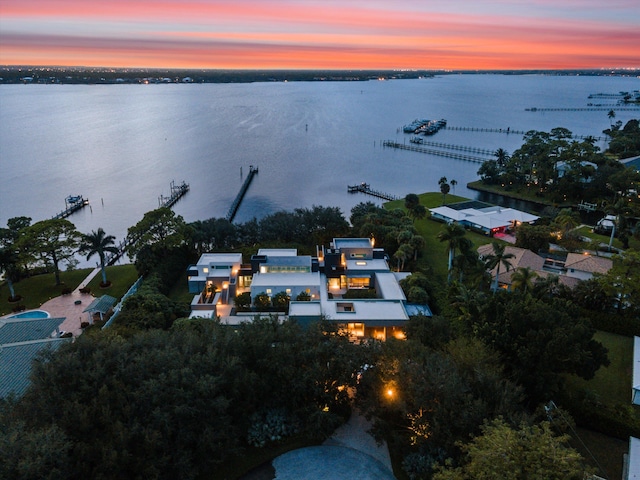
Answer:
[5,309,51,319]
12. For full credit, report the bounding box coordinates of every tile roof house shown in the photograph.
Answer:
[477,245,606,290]
[564,253,613,281]
[0,316,69,398]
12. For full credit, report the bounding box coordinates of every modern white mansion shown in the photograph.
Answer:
[186,238,431,340]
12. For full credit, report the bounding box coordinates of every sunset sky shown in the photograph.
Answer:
[1,0,639,70]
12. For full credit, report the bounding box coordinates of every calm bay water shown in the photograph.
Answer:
[1,74,639,260]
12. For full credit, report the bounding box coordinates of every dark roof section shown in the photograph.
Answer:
[83,295,117,314]
[0,338,70,398]
[0,317,65,344]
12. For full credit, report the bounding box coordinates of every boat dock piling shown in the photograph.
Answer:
[158,180,189,208]
[348,182,399,201]
[52,195,89,220]
[382,141,488,164]
[226,165,258,223]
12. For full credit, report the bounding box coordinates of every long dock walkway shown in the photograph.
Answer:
[104,180,189,266]
[442,125,605,142]
[158,180,189,208]
[52,195,89,220]
[226,165,258,223]
[382,140,488,164]
[348,183,399,201]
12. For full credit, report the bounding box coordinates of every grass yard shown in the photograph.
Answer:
[1,268,93,316]
[1,264,139,316]
[565,331,633,407]
[385,193,506,280]
[85,264,140,301]
[576,225,639,252]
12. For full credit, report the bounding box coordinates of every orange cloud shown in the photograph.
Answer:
[1,1,638,69]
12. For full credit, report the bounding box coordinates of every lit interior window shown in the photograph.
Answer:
[356,261,367,266]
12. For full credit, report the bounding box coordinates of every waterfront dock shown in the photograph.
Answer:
[158,180,189,208]
[382,140,488,163]
[443,125,606,142]
[105,180,189,266]
[348,182,399,201]
[226,165,258,223]
[52,195,89,220]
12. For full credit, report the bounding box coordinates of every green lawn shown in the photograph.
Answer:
[576,225,640,252]
[1,268,93,315]
[565,331,633,407]
[385,193,505,279]
[1,265,139,316]
[85,264,140,301]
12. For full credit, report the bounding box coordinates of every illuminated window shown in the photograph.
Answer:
[355,261,367,266]
[266,289,272,295]
[202,268,209,274]
[286,289,291,295]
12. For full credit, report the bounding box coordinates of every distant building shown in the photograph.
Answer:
[186,238,431,340]
[429,202,538,235]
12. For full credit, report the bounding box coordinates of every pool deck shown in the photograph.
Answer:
[38,267,101,337]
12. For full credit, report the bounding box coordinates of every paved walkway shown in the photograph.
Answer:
[271,410,396,480]
[38,267,101,337]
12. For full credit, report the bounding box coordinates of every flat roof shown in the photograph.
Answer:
[430,206,538,230]
[629,437,640,479]
[321,299,408,323]
[375,272,406,301]
[346,258,389,271]
[251,272,321,288]
[257,248,298,256]
[197,253,243,265]
[264,255,312,267]
[333,238,373,249]
[288,301,323,317]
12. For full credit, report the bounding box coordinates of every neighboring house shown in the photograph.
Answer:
[623,436,640,480]
[186,238,431,340]
[0,316,69,398]
[555,160,597,183]
[476,245,605,290]
[564,253,613,281]
[430,203,538,235]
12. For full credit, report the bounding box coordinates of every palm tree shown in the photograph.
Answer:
[494,148,510,169]
[438,222,471,282]
[78,228,119,286]
[483,241,515,291]
[439,177,451,205]
[450,179,457,194]
[608,109,616,127]
[393,243,414,271]
[510,267,538,294]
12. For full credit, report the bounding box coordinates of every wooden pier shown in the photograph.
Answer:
[158,180,189,208]
[526,107,637,113]
[443,125,606,142]
[52,195,89,220]
[105,180,189,266]
[410,139,495,157]
[348,182,399,201]
[226,165,258,223]
[382,141,488,164]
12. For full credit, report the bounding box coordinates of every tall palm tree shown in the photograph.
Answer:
[438,222,471,282]
[494,148,510,169]
[450,179,457,195]
[438,177,451,205]
[79,228,119,286]
[483,242,515,292]
[607,109,616,127]
[510,267,538,294]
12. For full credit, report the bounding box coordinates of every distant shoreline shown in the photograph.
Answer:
[1,67,638,85]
